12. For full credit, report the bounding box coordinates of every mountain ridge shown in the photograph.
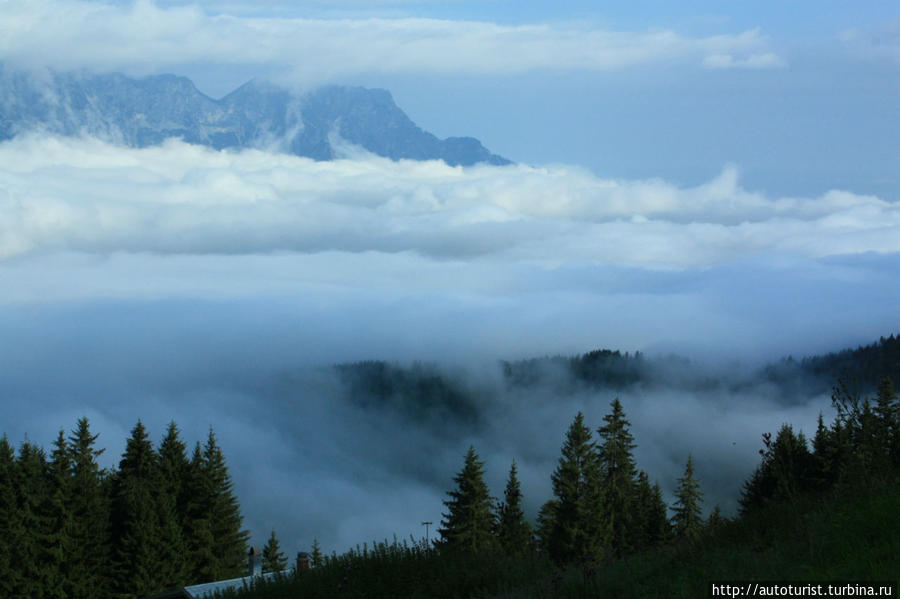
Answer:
[0,65,511,166]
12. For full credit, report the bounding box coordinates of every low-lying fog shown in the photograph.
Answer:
[1,135,898,558]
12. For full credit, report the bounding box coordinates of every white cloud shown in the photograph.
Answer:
[702,51,786,69]
[0,0,785,82]
[839,21,900,64]
[0,136,896,271]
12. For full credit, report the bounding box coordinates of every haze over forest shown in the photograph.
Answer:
[1,0,898,561]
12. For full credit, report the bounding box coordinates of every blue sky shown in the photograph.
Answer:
[6,0,893,197]
[1,0,899,556]
[349,1,898,198]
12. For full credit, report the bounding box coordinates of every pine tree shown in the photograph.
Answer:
[310,538,323,568]
[17,440,52,598]
[439,446,496,552]
[185,429,249,581]
[706,505,726,531]
[632,470,670,550]
[495,460,533,554]
[543,412,602,564]
[873,377,899,465]
[155,422,190,587]
[671,455,703,540]
[206,430,249,578]
[158,421,190,526]
[183,442,217,583]
[44,431,74,599]
[67,418,111,599]
[812,412,838,490]
[596,398,638,558]
[110,420,164,598]
[262,530,288,573]
[741,424,813,513]
[0,436,25,597]
[535,499,558,555]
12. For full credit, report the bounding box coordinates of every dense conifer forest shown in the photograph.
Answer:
[2,335,899,597]
[0,420,248,599]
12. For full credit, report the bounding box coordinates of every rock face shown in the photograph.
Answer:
[0,65,510,166]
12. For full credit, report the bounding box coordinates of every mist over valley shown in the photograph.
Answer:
[1,3,899,591]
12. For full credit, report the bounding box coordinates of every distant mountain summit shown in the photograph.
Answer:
[0,65,510,166]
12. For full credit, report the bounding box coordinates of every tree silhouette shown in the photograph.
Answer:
[439,446,496,552]
[672,455,703,540]
[262,530,288,573]
[542,412,601,564]
[495,460,533,553]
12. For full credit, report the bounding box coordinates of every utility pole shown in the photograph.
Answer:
[421,521,432,544]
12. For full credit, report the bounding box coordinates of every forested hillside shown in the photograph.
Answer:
[223,373,900,598]
[2,334,899,598]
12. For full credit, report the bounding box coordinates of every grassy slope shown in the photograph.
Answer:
[576,482,900,598]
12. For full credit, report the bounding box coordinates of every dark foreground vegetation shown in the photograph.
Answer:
[0,420,249,598]
[1,335,898,598]
[222,373,900,598]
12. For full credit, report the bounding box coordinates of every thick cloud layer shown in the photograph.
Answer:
[2,136,897,268]
[0,0,782,83]
[1,135,898,558]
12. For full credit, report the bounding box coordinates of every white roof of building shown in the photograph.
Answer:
[184,571,286,598]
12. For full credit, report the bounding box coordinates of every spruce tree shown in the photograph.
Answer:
[873,377,899,465]
[44,431,74,599]
[0,435,23,597]
[155,422,190,587]
[544,412,602,564]
[633,470,670,550]
[262,530,288,573]
[439,446,496,552]
[110,420,164,598]
[535,499,558,555]
[310,538,323,568]
[17,440,51,598]
[706,505,726,531]
[671,455,703,540]
[495,460,533,554]
[158,421,191,526]
[206,430,249,578]
[67,418,111,599]
[596,398,638,558]
[183,442,217,583]
[187,429,249,581]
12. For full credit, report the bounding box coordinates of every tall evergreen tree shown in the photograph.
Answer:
[67,418,111,599]
[706,505,727,532]
[495,460,533,554]
[439,446,496,552]
[741,424,812,513]
[596,398,638,558]
[44,431,74,599]
[110,420,164,598]
[543,412,602,564]
[262,530,288,573]
[310,538,323,568]
[873,377,899,465]
[158,421,191,525]
[16,440,51,598]
[632,470,670,550]
[671,455,703,540]
[205,429,249,578]
[0,435,24,597]
[185,429,249,581]
[155,422,190,587]
[183,442,217,583]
